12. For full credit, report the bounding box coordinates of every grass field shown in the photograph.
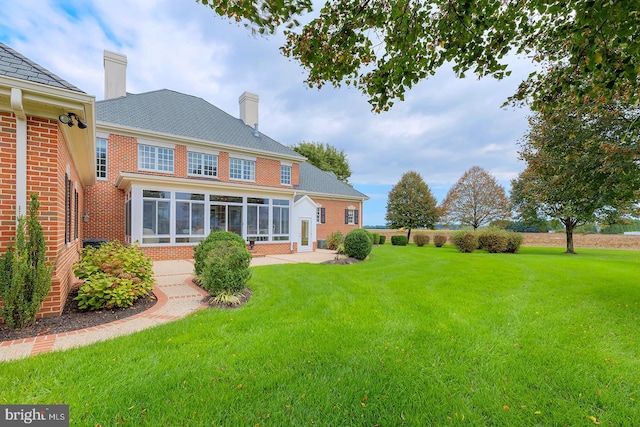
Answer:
[369,229,640,250]
[1,245,639,426]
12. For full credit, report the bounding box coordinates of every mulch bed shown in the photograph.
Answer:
[322,257,362,265]
[0,290,157,342]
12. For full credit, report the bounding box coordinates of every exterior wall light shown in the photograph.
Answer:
[58,112,88,129]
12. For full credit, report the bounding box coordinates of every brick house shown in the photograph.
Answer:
[1,45,367,318]
[0,43,96,318]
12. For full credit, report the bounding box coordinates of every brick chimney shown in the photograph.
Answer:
[104,50,127,99]
[239,92,259,128]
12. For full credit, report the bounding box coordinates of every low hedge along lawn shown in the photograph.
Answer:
[391,235,408,246]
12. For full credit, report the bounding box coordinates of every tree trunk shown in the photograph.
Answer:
[407,228,412,242]
[563,219,577,254]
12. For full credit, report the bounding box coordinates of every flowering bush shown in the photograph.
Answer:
[74,241,154,310]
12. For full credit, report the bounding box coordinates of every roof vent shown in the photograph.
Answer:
[253,123,259,137]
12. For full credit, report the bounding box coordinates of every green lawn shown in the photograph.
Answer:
[2,245,639,426]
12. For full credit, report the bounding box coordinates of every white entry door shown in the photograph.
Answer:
[299,218,312,252]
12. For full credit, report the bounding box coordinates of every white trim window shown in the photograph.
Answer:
[139,144,174,173]
[246,197,269,241]
[280,164,292,185]
[188,152,218,177]
[345,207,357,225]
[272,199,290,241]
[142,190,171,244]
[96,138,107,179]
[175,192,206,243]
[230,157,255,181]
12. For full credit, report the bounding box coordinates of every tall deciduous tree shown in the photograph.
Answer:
[291,141,352,183]
[511,104,640,254]
[197,0,639,112]
[385,171,438,240]
[441,166,511,230]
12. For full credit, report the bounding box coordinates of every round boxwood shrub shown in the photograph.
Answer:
[413,234,430,247]
[201,241,252,295]
[379,235,387,245]
[343,229,373,260]
[433,234,447,247]
[452,231,478,253]
[194,231,246,276]
[391,235,408,246]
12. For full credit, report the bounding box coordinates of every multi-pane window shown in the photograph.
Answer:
[229,157,255,181]
[138,144,174,173]
[346,208,356,225]
[246,197,269,241]
[142,190,171,244]
[188,152,218,177]
[175,192,205,243]
[96,138,107,179]
[272,199,290,241]
[280,164,291,185]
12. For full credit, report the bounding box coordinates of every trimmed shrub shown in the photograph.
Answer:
[505,232,524,253]
[391,235,409,246]
[433,234,447,248]
[478,229,509,253]
[413,234,430,247]
[194,231,246,276]
[378,235,387,245]
[343,229,373,260]
[201,241,252,295]
[74,241,155,310]
[0,194,53,328]
[359,228,374,244]
[452,231,478,253]
[371,232,381,245]
[325,230,344,250]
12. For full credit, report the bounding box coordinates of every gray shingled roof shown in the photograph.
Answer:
[97,88,366,199]
[0,43,85,92]
[297,162,368,199]
[97,89,305,159]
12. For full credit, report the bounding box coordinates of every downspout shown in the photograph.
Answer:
[10,88,27,220]
[290,191,296,252]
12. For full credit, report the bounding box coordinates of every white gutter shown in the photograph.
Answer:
[10,88,27,219]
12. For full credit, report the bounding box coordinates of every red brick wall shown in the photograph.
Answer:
[314,198,364,240]
[0,114,85,319]
[84,134,135,243]
[139,242,293,261]
[42,118,85,317]
[84,134,305,256]
[0,113,17,250]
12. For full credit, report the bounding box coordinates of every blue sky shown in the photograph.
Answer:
[0,0,534,226]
